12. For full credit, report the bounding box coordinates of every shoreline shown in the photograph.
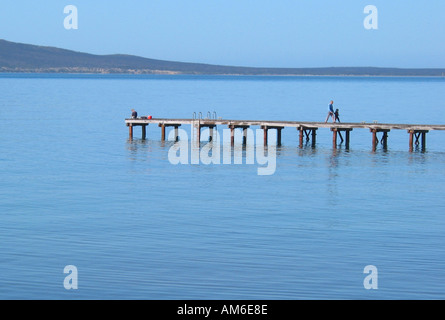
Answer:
[0,72,444,78]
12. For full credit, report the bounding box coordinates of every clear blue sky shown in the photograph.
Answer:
[0,0,444,68]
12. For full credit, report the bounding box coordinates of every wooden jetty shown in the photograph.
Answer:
[125,118,445,151]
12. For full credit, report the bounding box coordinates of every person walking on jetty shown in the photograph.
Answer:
[325,100,335,123]
[334,109,341,122]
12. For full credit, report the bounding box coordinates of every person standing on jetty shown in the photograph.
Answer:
[131,109,138,119]
[325,100,335,123]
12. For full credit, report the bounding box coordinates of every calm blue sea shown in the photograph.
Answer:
[0,74,445,299]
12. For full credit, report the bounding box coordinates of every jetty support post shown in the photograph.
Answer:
[331,128,343,149]
[421,131,427,150]
[232,125,237,146]
[141,124,147,140]
[174,125,179,142]
[128,124,133,140]
[381,131,388,149]
[243,127,248,145]
[344,129,351,149]
[311,128,317,146]
[336,128,352,149]
[299,127,304,147]
[274,127,284,146]
[332,128,352,149]
[262,125,268,146]
[228,125,250,146]
[262,126,283,146]
[298,127,318,148]
[371,128,390,151]
[408,130,414,151]
[160,124,166,141]
[202,124,217,142]
[159,123,181,142]
[408,129,428,151]
[276,127,283,146]
[196,123,201,143]
[209,126,213,142]
[371,129,378,151]
[338,131,344,144]
[229,125,235,146]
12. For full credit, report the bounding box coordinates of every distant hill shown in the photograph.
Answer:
[1,39,444,76]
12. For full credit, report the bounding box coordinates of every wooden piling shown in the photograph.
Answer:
[298,127,318,148]
[371,129,377,151]
[161,124,166,141]
[208,126,213,142]
[141,125,146,140]
[228,124,249,146]
[311,129,316,145]
[409,130,414,151]
[196,123,201,143]
[338,131,344,143]
[345,130,350,149]
[175,126,179,142]
[261,126,283,146]
[125,118,445,151]
[299,128,304,147]
[332,128,338,148]
[263,127,268,146]
[382,131,388,149]
[277,128,282,146]
[408,129,428,151]
[159,123,182,142]
[129,124,133,140]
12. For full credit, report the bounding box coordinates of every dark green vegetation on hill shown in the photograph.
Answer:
[1,39,444,76]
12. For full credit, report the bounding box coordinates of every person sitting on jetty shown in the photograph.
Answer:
[334,109,341,122]
[131,109,138,119]
[325,100,335,123]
